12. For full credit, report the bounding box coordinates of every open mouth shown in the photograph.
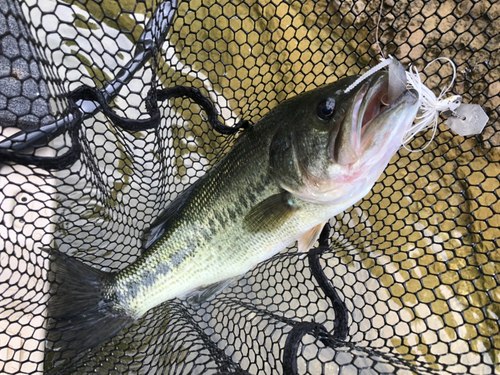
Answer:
[329,71,417,166]
[358,72,390,133]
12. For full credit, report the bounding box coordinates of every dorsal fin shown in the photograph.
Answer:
[141,183,197,251]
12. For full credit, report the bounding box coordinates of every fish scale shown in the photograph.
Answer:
[47,72,420,353]
[117,125,285,317]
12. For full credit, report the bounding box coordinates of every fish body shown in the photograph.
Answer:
[48,72,419,352]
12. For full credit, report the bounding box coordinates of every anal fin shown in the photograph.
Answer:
[297,221,327,253]
[183,278,237,306]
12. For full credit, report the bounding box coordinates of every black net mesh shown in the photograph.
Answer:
[0,0,499,373]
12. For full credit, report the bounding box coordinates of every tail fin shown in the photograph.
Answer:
[47,251,134,354]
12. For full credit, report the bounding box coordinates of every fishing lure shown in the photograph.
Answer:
[344,56,487,151]
[403,57,463,150]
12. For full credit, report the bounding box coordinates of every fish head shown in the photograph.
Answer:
[269,72,420,205]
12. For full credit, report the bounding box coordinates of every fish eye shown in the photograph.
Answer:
[317,98,336,120]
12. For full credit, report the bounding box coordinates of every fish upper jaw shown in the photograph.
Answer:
[330,82,369,166]
[330,72,391,166]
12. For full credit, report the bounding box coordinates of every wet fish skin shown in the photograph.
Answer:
[113,75,364,317]
[47,72,419,353]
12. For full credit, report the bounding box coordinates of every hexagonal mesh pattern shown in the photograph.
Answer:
[0,0,499,374]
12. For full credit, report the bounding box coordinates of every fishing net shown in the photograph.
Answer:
[0,0,499,373]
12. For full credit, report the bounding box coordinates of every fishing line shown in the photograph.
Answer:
[375,0,386,60]
[344,0,390,95]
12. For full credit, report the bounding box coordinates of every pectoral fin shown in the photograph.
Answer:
[297,221,327,253]
[243,192,299,233]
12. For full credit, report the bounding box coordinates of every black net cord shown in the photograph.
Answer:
[282,322,332,375]
[308,223,349,341]
[172,303,246,374]
[0,83,248,170]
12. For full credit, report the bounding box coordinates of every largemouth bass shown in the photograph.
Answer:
[48,72,419,353]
